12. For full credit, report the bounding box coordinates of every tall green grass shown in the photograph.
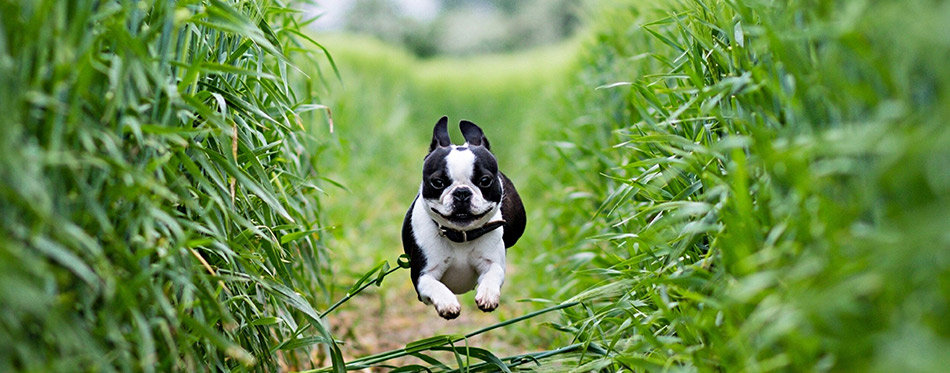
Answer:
[298,1,950,369]
[10,0,944,370]
[538,0,950,370]
[0,0,341,370]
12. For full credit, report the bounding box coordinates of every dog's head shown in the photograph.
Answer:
[420,116,502,230]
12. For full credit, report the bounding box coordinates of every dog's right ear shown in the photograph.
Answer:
[430,116,451,152]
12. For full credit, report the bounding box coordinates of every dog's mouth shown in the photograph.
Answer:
[431,208,489,224]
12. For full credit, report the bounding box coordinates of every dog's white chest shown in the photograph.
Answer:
[439,251,480,294]
[409,198,506,294]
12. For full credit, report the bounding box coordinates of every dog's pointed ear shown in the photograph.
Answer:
[459,120,490,150]
[430,116,451,152]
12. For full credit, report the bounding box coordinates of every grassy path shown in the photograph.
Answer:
[303,34,581,360]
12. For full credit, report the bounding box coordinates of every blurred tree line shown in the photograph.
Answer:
[342,0,582,57]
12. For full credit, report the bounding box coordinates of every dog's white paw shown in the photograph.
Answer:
[417,276,462,319]
[475,286,500,312]
[426,289,461,319]
[434,299,461,320]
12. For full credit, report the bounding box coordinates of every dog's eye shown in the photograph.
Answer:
[430,178,446,189]
[478,175,493,188]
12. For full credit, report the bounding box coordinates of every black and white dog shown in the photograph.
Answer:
[401,116,526,319]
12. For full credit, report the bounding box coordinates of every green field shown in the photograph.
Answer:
[2,0,949,371]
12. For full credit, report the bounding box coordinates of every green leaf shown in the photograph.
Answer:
[280,229,319,244]
[347,260,388,294]
[278,336,333,351]
[431,346,511,373]
[268,282,346,372]
[249,317,281,326]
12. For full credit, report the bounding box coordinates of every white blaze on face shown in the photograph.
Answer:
[442,146,476,203]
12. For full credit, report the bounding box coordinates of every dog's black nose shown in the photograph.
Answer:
[453,188,473,203]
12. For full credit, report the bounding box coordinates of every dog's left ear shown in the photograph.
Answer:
[459,120,490,150]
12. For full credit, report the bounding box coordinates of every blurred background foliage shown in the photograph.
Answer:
[313,0,582,57]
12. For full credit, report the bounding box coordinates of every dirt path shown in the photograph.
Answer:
[327,263,560,369]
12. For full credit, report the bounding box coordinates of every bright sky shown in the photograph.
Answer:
[308,0,442,30]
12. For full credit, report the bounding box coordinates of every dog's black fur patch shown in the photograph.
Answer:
[500,173,525,248]
[421,147,451,200]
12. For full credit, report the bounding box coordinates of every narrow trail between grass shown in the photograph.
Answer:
[303,34,581,362]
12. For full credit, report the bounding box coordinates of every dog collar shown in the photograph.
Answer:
[436,220,506,243]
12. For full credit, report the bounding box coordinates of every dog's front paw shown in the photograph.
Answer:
[435,301,461,320]
[475,287,500,312]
